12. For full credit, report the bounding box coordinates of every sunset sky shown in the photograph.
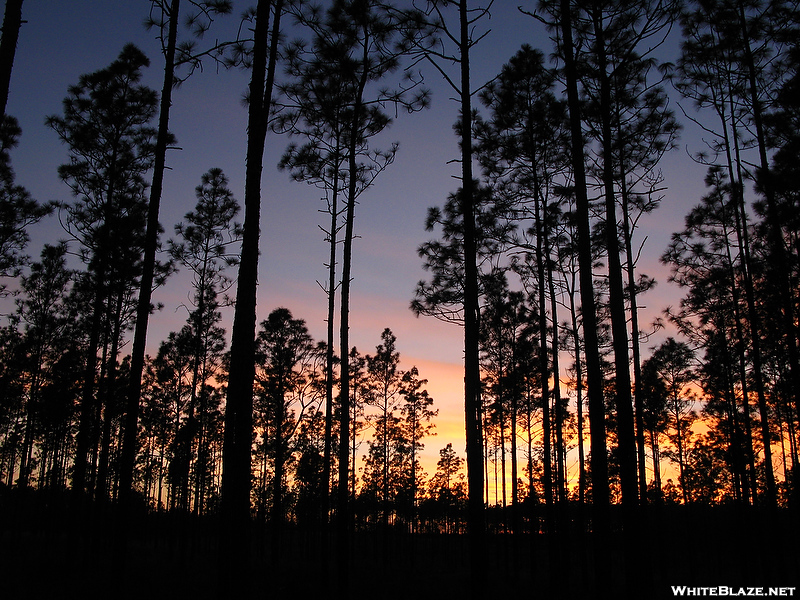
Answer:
[3,1,707,486]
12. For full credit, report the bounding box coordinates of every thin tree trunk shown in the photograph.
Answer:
[338,19,371,592]
[568,258,586,507]
[510,364,519,533]
[0,0,23,117]
[350,381,358,498]
[322,164,340,522]
[272,382,285,558]
[723,196,757,504]
[17,345,42,488]
[724,68,776,506]
[674,401,688,504]
[591,5,638,509]
[120,0,181,512]
[546,220,566,505]
[534,184,554,521]
[73,262,109,498]
[650,427,661,498]
[456,4,485,596]
[502,410,507,513]
[343,94,367,594]
[221,1,283,593]
[383,391,390,526]
[96,285,125,503]
[559,0,611,586]
[723,360,746,504]
[619,166,648,502]
[736,0,783,508]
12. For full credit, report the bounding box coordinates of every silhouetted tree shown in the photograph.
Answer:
[662,169,760,501]
[574,0,680,510]
[475,43,571,522]
[221,1,285,581]
[420,3,490,581]
[275,0,426,512]
[167,168,240,511]
[275,27,350,517]
[533,0,612,586]
[293,407,328,525]
[359,330,435,529]
[399,365,436,530]
[641,351,669,502]
[674,0,800,507]
[254,308,320,528]
[8,243,74,488]
[152,328,194,508]
[340,345,366,498]
[47,44,158,498]
[426,443,466,533]
[122,0,232,515]
[646,337,696,503]
[0,117,52,295]
[0,0,51,297]
[138,353,174,508]
[362,329,404,522]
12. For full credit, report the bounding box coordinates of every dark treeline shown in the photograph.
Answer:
[1,0,800,598]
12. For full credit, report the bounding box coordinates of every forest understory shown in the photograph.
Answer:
[2,487,797,600]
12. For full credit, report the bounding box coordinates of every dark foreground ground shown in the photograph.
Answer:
[1,488,798,600]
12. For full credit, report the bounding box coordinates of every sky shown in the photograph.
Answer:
[3,1,709,487]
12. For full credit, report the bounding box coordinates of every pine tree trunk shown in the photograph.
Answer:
[619,163,649,502]
[456,3,485,596]
[548,274,566,506]
[722,195,758,504]
[559,0,611,586]
[322,166,340,521]
[0,0,23,117]
[338,20,372,591]
[96,285,125,503]
[510,374,519,533]
[221,1,283,593]
[120,0,181,512]
[73,259,109,498]
[338,163,353,591]
[17,343,42,488]
[735,7,780,506]
[591,6,638,509]
[569,266,586,507]
[650,427,661,498]
[535,186,554,520]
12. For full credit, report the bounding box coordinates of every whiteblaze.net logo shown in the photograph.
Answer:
[672,587,796,597]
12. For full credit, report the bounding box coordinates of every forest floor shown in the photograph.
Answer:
[1,488,798,600]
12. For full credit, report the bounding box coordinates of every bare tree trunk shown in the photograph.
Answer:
[546,217,566,506]
[337,21,371,592]
[0,0,23,117]
[534,183,554,525]
[510,375,519,533]
[619,168,648,502]
[73,260,109,499]
[221,1,283,594]
[650,427,661,497]
[322,168,340,521]
[558,0,610,588]
[120,0,181,512]
[737,2,794,508]
[96,285,125,503]
[591,5,638,509]
[455,3,486,595]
